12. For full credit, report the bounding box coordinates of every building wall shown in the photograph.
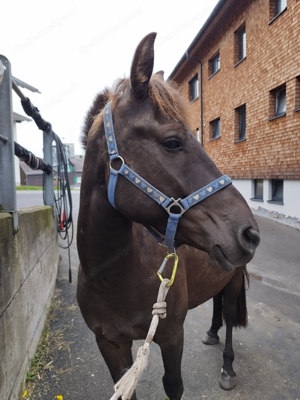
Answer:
[171,0,300,218]
[201,0,300,179]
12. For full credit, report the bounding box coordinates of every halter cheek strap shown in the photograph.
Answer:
[103,101,232,250]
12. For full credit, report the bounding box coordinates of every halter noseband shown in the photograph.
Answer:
[103,101,232,250]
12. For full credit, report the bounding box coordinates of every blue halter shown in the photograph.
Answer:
[103,101,232,250]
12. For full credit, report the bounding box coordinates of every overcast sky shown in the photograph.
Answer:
[1,0,218,156]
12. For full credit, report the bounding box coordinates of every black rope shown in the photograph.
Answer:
[43,133,74,282]
[15,88,74,282]
[21,97,52,132]
[14,141,52,174]
[51,132,74,250]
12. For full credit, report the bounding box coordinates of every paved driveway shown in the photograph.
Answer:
[22,191,299,400]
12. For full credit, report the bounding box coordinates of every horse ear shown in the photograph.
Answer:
[130,32,157,100]
[155,70,165,80]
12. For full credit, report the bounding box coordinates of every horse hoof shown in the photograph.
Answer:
[202,331,219,345]
[218,369,237,390]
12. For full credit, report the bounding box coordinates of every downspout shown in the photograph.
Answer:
[199,61,204,147]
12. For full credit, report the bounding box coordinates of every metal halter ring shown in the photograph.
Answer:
[109,155,125,173]
[165,198,186,216]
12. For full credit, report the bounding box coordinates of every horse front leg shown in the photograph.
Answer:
[96,335,137,400]
[158,328,184,400]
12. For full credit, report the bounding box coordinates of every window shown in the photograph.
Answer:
[209,52,220,77]
[276,86,286,115]
[209,118,221,140]
[270,179,283,203]
[295,76,300,111]
[235,104,246,142]
[234,24,246,65]
[270,0,287,20]
[195,128,201,142]
[188,75,198,102]
[253,179,263,201]
[270,85,286,118]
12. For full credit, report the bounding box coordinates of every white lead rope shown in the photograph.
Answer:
[109,278,170,400]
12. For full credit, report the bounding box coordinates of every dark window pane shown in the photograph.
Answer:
[275,86,286,115]
[210,53,220,76]
[254,179,263,199]
[271,179,283,202]
[235,104,246,141]
[210,118,220,139]
[189,75,198,102]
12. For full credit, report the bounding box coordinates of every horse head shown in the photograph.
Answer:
[87,32,260,271]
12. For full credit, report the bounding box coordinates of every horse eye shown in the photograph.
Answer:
[163,138,182,152]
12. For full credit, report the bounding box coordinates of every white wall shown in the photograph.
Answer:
[232,179,300,220]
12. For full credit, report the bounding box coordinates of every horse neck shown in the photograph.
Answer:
[78,135,135,274]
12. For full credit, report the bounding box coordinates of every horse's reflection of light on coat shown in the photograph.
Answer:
[77,33,260,400]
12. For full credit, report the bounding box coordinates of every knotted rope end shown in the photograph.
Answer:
[152,301,167,319]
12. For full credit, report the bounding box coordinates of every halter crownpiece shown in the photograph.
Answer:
[103,101,232,250]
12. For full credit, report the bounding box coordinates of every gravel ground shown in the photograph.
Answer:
[253,206,300,231]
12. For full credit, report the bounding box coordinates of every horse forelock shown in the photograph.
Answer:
[111,76,189,126]
[84,76,190,147]
[148,74,190,127]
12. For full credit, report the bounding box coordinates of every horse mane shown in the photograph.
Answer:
[81,87,110,148]
[81,75,190,148]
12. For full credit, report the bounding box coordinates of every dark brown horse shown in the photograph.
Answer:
[77,32,260,400]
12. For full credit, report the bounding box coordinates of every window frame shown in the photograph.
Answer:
[188,74,199,102]
[252,179,264,201]
[234,104,247,143]
[269,84,286,120]
[269,0,287,22]
[268,179,284,204]
[234,23,246,66]
[209,117,221,140]
[209,52,220,78]
[295,76,300,112]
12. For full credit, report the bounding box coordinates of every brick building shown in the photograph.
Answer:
[169,0,300,219]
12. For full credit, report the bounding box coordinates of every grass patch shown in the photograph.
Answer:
[16,186,43,190]
[22,298,69,399]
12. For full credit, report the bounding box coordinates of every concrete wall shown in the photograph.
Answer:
[0,206,59,400]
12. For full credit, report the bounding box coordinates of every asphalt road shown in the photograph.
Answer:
[17,191,300,400]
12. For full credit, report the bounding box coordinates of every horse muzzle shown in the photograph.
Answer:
[209,225,260,271]
[238,225,260,253]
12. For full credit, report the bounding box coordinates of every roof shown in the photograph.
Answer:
[19,161,43,176]
[168,0,227,80]
[12,76,41,93]
[13,112,31,123]
[69,155,84,172]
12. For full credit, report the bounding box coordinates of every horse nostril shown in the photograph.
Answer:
[240,227,260,251]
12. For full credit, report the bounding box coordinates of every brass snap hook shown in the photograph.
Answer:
[157,252,179,286]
